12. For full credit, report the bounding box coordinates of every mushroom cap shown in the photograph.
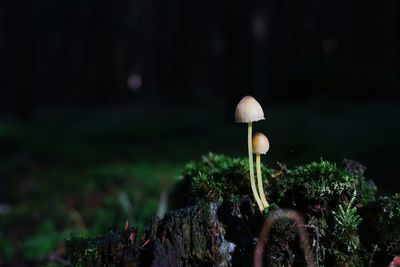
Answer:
[252,132,270,154]
[235,96,265,123]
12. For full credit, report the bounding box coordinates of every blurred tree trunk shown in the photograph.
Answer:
[7,1,35,122]
[139,0,162,104]
[92,1,111,106]
[156,0,192,105]
[171,0,192,104]
[223,0,251,121]
[15,36,34,122]
[250,1,269,104]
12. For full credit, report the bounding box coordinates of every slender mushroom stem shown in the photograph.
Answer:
[248,122,264,211]
[256,153,269,209]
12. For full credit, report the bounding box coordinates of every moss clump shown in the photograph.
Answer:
[267,161,371,266]
[174,153,270,205]
[65,227,139,267]
[175,155,380,266]
[343,159,377,205]
[67,154,395,266]
[332,195,362,252]
[376,194,400,255]
[264,210,300,266]
[328,191,363,266]
[65,234,97,267]
[360,193,400,257]
[271,160,355,204]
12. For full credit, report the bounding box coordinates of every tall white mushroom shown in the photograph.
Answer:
[252,132,270,209]
[235,96,265,212]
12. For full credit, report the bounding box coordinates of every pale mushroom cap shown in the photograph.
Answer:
[252,132,270,154]
[235,96,265,123]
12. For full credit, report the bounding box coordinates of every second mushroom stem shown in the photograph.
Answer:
[248,122,264,212]
[256,153,269,209]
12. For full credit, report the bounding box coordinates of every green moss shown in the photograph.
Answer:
[66,154,395,266]
[22,221,62,260]
[372,194,400,255]
[343,159,377,206]
[0,233,14,261]
[265,210,298,266]
[178,153,271,202]
[180,156,379,266]
[326,190,363,266]
[331,191,362,253]
[272,160,356,204]
[269,161,367,266]
[65,227,140,267]
[65,234,94,267]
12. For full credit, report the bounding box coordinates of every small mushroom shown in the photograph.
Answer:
[235,96,265,212]
[253,132,270,209]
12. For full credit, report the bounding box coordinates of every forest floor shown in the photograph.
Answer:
[0,101,399,265]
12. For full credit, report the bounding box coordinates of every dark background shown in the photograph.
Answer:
[0,0,399,265]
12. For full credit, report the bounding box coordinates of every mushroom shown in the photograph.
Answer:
[252,132,270,209]
[235,96,265,212]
